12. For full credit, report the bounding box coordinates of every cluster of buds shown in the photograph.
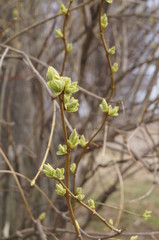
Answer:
[56,144,67,155]
[43,164,65,180]
[47,67,79,112]
[76,187,85,201]
[67,129,87,150]
[100,99,119,116]
[88,199,95,210]
[56,129,87,156]
[130,236,138,240]
[56,183,66,196]
[106,0,113,3]
[142,210,152,220]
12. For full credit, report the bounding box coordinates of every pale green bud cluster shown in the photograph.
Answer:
[106,0,113,3]
[108,46,115,55]
[112,62,118,73]
[47,67,79,112]
[100,99,119,116]
[42,163,54,178]
[79,135,88,147]
[56,144,67,155]
[53,168,65,180]
[55,28,63,38]
[101,14,108,30]
[68,129,79,149]
[47,66,65,96]
[142,210,152,220]
[43,164,65,180]
[70,163,76,174]
[76,187,85,201]
[56,183,66,196]
[57,130,87,157]
[88,199,95,209]
[65,97,79,112]
[60,4,68,15]
[130,236,138,240]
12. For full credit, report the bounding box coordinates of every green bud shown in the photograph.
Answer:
[76,187,82,195]
[70,163,76,174]
[42,163,55,178]
[142,210,152,220]
[12,8,19,19]
[55,28,63,38]
[108,105,119,117]
[67,129,79,149]
[88,199,95,209]
[109,218,114,226]
[48,78,65,96]
[56,183,66,196]
[111,62,118,73]
[76,193,85,201]
[54,168,65,180]
[38,212,46,221]
[46,66,60,82]
[101,13,108,30]
[130,236,138,240]
[67,43,73,53]
[108,46,115,55]
[30,179,36,186]
[79,135,88,147]
[65,97,79,112]
[149,16,155,24]
[56,144,67,155]
[60,4,68,14]
[99,99,119,116]
[64,80,78,96]
[99,99,109,113]
[106,0,113,3]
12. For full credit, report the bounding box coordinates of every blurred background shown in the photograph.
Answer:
[0,0,159,239]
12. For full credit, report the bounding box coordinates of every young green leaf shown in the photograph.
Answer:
[70,163,76,174]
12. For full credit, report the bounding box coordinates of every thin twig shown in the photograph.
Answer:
[31,100,56,186]
[0,148,35,222]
